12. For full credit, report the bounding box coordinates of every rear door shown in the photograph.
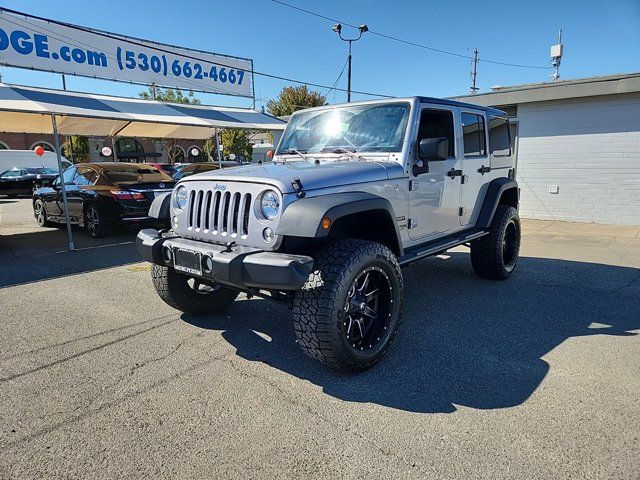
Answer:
[408,104,462,240]
[458,110,490,226]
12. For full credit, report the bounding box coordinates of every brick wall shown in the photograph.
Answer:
[516,93,640,225]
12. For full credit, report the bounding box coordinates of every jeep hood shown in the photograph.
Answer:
[181,160,404,193]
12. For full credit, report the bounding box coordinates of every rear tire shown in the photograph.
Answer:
[470,205,521,280]
[292,239,403,373]
[152,265,239,315]
[84,205,113,238]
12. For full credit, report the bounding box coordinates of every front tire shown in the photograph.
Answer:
[292,239,403,373]
[152,265,239,315]
[470,205,521,280]
[33,199,55,227]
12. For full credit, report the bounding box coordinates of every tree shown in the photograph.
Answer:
[220,129,253,161]
[138,87,201,162]
[266,85,326,117]
[138,86,201,104]
[62,136,89,163]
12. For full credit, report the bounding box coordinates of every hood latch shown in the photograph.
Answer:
[291,178,306,198]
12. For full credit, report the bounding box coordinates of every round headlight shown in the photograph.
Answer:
[175,185,188,210]
[260,190,280,220]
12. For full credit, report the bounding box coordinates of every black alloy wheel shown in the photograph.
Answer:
[343,266,394,352]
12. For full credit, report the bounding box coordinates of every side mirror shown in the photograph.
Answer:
[419,137,449,161]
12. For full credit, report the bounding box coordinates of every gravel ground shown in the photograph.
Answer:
[1,198,639,479]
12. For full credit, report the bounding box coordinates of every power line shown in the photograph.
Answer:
[0,7,394,99]
[272,0,552,70]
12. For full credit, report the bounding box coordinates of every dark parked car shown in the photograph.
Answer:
[148,163,178,176]
[172,162,220,180]
[33,162,175,238]
[0,167,59,197]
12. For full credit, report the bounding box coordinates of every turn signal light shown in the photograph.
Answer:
[110,190,145,200]
[321,217,331,229]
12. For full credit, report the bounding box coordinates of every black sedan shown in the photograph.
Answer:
[33,162,175,238]
[0,167,59,197]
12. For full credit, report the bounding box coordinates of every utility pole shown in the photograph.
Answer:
[469,48,479,94]
[332,23,368,102]
[151,83,157,100]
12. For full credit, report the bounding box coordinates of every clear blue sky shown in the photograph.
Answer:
[1,0,638,109]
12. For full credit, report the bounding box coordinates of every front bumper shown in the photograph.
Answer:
[136,229,314,291]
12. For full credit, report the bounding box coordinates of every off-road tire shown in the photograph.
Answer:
[33,199,56,228]
[292,239,403,373]
[152,265,239,315]
[470,205,521,280]
[84,204,113,238]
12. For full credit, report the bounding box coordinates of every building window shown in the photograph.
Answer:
[116,138,146,163]
[29,141,55,152]
[462,113,487,157]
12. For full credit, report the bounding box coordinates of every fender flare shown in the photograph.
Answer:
[149,192,171,220]
[276,191,401,242]
[476,177,519,229]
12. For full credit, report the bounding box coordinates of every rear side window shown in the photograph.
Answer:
[74,168,98,186]
[462,113,487,157]
[488,115,511,157]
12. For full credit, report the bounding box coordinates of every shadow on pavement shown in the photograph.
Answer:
[0,227,141,288]
[182,252,640,414]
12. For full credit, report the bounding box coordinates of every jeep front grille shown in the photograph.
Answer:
[187,188,252,237]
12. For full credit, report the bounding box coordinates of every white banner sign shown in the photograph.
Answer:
[0,10,253,97]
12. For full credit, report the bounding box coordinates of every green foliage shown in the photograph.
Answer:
[62,136,90,163]
[221,129,253,160]
[139,86,201,104]
[266,85,326,117]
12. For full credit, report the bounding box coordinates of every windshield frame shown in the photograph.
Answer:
[275,100,414,158]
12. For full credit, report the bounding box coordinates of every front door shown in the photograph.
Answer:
[408,105,462,241]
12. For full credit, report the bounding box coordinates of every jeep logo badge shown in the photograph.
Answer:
[214,183,226,191]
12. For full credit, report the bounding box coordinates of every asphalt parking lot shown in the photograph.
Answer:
[1,197,639,479]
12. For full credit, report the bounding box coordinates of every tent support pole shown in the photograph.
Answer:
[51,115,75,252]
[214,128,222,168]
[111,136,118,162]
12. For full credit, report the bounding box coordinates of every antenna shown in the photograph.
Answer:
[469,48,479,94]
[550,29,563,81]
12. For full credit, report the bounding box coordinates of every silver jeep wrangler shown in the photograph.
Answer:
[138,97,520,372]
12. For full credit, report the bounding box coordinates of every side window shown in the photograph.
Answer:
[74,168,98,186]
[1,170,19,178]
[462,113,487,157]
[62,166,77,184]
[417,108,455,157]
[488,115,511,157]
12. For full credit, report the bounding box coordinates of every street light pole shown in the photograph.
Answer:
[332,23,368,102]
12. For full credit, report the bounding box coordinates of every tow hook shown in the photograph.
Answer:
[223,241,236,253]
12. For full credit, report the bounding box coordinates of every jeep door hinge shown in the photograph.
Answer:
[408,218,418,229]
[409,180,419,191]
[458,207,466,217]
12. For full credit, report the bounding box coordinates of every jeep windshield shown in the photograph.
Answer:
[277,102,410,155]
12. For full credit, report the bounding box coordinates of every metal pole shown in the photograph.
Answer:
[470,48,479,94]
[347,40,352,102]
[51,115,75,251]
[214,128,222,168]
[60,74,75,163]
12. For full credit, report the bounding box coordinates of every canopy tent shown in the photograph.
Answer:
[0,82,286,250]
[0,83,285,139]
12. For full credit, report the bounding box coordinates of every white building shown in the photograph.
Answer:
[452,72,640,226]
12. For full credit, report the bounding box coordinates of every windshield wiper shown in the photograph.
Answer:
[280,148,307,161]
[323,147,363,161]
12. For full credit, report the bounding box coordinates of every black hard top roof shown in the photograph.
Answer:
[416,96,507,116]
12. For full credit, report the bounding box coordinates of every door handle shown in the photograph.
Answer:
[447,168,463,178]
